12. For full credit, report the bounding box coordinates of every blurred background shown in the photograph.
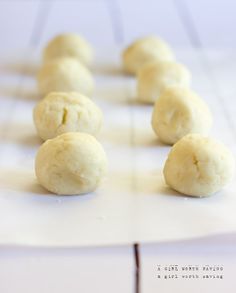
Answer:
[0,0,235,51]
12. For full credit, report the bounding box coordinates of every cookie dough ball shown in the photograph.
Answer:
[151,86,212,145]
[43,33,93,66]
[164,134,235,197]
[33,92,103,141]
[137,61,191,103]
[35,132,108,195]
[122,36,174,75]
[37,57,94,97]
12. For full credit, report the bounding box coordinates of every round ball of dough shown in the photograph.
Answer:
[33,92,103,141]
[37,57,94,97]
[122,36,175,75]
[35,132,108,195]
[43,33,93,66]
[151,86,212,145]
[164,134,235,197]
[137,61,191,103]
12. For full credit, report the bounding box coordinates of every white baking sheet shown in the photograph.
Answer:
[0,48,236,246]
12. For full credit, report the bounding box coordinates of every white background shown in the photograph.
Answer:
[0,0,236,292]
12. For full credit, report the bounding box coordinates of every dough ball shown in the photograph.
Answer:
[35,132,108,195]
[43,33,93,66]
[137,61,191,103]
[122,36,174,74]
[33,92,103,141]
[164,134,235,197]
[151,86,212,145]
[37,57,94,97]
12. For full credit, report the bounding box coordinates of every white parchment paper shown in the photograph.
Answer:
[0,48,236,246]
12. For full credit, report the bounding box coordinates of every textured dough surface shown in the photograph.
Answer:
[37,57,94,97]
[43,33,93,66]
[164,134,235,197]
[122,36,175,75]
[35,132,108,195]
[33,92,103,141]
[137,61,191,103]
[151,86,212,144]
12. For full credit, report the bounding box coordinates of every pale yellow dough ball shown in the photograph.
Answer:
[122,36,175,75]
[33,92,103,141]
[151,86,213,145]
[137,61,191,103]
[35,132,108,195]
[43,33,93,66]
[37,57,94,97]
[164,134,235,197]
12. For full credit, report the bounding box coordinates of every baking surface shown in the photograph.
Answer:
[0,48,235,246]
